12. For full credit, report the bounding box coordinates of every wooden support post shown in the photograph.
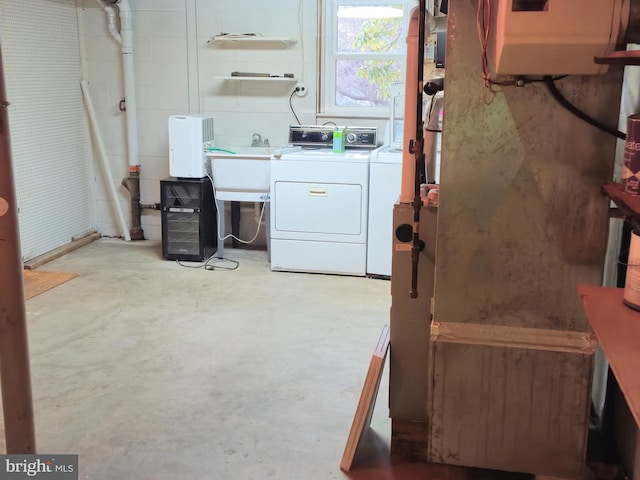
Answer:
[0,47,36,453]
[340,325,390,472]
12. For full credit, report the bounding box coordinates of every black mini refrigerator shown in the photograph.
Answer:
[161,177,217,261]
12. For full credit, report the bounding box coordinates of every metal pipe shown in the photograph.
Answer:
[140,203,161,210]
[98,0,143,240]
[400,6,444,203]
[0,48,36,454]
[122,169,143,240]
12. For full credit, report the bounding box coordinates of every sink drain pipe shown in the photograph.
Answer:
[97,0,144,240]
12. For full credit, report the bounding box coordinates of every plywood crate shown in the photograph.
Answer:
[427,323,597,479]
[389,204,437,422]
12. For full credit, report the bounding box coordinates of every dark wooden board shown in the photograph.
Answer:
[602,183,640,228]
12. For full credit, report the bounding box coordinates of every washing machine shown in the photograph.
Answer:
[367,145,402,278]
[270,126,377,276]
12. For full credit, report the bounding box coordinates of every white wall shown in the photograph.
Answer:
[79,0,328,242]
[79,0,190,240]
[0,0,95,261]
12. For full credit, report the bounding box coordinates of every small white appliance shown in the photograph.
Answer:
[168,114,214,178]
[270,126,377,276]
[367,145,402,278]
[366,86,404,278]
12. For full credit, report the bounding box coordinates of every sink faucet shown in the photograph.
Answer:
[251,133,270,147]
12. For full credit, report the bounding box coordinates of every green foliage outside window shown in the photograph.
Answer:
[352,14,403,104]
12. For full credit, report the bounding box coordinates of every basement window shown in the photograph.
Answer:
[512,0,549,11]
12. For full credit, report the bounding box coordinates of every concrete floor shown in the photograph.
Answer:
[11,238,403,479]
[3,238,598,480]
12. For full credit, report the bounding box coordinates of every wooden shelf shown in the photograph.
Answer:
[214,75,297,82]
[595,50,640,66]
[207,36,296,48]
[577,285,640,428]
[603,182,640,227]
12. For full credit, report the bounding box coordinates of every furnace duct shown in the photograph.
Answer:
[96,0,143,240]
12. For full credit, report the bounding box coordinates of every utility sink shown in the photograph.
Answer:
[206,146,280,198]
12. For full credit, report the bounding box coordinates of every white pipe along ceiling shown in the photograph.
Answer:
[96,0,144,240]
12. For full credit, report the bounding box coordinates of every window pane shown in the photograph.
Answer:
[335,59,402,107]
[336,5,404,54]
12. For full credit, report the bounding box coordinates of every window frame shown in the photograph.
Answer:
[320,0,417,117]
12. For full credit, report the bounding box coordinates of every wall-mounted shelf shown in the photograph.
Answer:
[214,75,297,82]
[208,36,297,48]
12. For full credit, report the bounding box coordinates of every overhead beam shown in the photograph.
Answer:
[0,46,36,454]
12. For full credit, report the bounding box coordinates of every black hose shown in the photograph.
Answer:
[544,77,626,140]
[409,0,427,299]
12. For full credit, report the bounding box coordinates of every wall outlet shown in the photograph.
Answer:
[294,82,307,97]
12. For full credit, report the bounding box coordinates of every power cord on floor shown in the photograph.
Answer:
[289,89,302,125]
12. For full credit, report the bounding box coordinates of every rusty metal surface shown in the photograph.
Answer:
[428,341,593,479]
[625,0,640,44]
[424,0,624,476]
[433,0,623,332]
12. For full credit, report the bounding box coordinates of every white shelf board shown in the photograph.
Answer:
[208,36,297,48]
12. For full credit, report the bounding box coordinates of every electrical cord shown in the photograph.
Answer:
[289,89,302,125]
[544,76,626,140]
